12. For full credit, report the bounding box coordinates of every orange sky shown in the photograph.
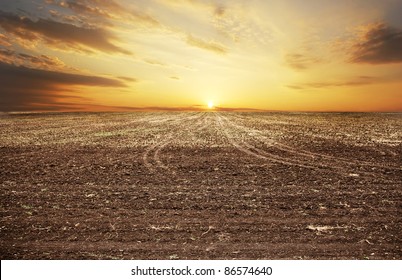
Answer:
[1,0,402,112]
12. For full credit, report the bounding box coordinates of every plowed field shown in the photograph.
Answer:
[1,112,401,259]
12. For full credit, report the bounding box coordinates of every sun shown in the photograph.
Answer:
[207,100,214,109]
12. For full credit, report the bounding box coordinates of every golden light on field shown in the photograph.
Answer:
[1,1,402,112]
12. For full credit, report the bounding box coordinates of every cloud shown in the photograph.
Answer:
[0,48,67,70]
[82,105,207,112]
[284,52,321,70]
[0,11,131,54]
[117,76,137,82]
[210,6,275,46]
[160,0,224,13]
[287,76,383,90]
[48,0,160,27]
[186,34,228,54]
[350,22,402,64]
[143,58,167,67]
[214,5,226,17]
[0,61,127,111]
[59,1,112,20]
[161,0,228,20]
[48,7,101,27]
[0,33,11,47]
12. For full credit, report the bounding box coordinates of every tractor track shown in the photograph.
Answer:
[216,113,400,181]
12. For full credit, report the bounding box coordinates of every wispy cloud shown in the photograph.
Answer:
[47,0,160,27]
[284,52,321,70]
[0,11,131,54]
[160,0,225,14]
[211,7,274,46]
[287,76,383,90]
[143,58,167,67]
[158,0,272,48]
[117,76,137,82]
[350,22,402,64]
[186,34,228,54]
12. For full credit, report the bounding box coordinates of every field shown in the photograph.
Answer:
[0,112,401,259]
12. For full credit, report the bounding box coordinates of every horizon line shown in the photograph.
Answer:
[2,106,402,114]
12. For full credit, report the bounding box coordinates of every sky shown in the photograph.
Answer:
[1,0,402,112]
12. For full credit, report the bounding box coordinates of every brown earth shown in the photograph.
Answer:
[0,112,401,259]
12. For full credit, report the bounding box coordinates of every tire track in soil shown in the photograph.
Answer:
[226,113,400,171]
[142,113,206,174]
[217,113,398,179]
[217,113,399,181]
[154,113,209,171]
[142,114,195,172]
[215,113,324,170]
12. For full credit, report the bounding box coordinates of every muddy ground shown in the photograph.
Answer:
[0,112,401,259]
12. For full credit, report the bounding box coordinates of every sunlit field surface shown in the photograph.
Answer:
[0,112,401,259]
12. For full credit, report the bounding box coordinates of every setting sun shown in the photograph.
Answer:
[207,101,214,109]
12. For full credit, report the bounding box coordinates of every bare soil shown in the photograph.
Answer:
[0,112,401,259]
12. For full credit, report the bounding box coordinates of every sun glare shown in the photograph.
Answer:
[207,100,214,109]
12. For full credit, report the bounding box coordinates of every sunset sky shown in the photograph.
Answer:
[1,0,402,112]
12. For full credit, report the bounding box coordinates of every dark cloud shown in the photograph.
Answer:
[60,1,111,20]
[186,34,228,54]
[287,76,382,90]
[351,22,402,64]
[285,52,321,70]
[2,101,92,112]
[117,76,137,82]
[0,61,127,111]
[85,105,207,112]
[48,7,96,27]
[0,33,11,46]
[214,5,226,17]
[0,11,131,54]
